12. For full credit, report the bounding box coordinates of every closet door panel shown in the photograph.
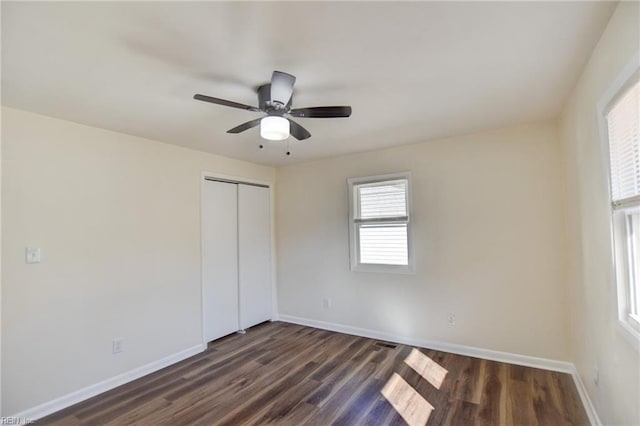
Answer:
[238,185,272,329]
[202,181,239,342]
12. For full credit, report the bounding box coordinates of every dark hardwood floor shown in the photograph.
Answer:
[38,322,589,425]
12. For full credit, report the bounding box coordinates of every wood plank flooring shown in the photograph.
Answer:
[38,322,589,425]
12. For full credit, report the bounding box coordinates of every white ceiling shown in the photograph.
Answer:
[1,1,616,167]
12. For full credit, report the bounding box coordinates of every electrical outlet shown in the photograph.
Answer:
[25,247,41,264]
[322,298,332,309]
[112,338,124,354]
[447,313,456,326]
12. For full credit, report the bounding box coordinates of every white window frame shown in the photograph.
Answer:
[347,172,415,274]
[597,52,640,345]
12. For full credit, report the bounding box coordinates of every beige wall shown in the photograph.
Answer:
[276,121,571,361]
[559,2,640,425]
[1,107,275,415]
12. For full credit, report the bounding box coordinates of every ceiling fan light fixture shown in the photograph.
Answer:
[260,116,289,141]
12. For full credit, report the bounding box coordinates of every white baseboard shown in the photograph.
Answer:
[11,343,206,421]
[278,314,573,372]
[278,314,602,425]
[570,366,602,426]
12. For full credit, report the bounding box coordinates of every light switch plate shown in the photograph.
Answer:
[25,247,41,264]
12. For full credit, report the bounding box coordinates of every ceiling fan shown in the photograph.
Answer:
[194,71,352,142]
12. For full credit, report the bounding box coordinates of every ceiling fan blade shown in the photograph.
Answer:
[227,118,262,134]
[194,94,260,112]
[288,119,311,140]
[289,106,352,118]
[270,71,296,106]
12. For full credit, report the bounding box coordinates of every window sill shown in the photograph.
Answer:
[616,318,640,353]
[350,263,415,275]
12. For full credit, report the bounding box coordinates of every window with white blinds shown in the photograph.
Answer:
[604,74,640,339]
[608,80,640,206]
[358,181,408,219]
[359,224,408,265]
[348,173,414,273]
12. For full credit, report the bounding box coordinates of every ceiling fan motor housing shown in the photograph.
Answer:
[258,84,290,113]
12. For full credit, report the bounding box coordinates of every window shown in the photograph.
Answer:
[605,76,640,338]
[348,172,414,273]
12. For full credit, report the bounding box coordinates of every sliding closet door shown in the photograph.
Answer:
[202,180,239,342]
[238,185,272,329]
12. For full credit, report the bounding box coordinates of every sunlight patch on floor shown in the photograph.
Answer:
[381,372,434,426]
[404,348,448,390]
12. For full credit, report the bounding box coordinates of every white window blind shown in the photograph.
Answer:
[608,81,640,205]
[354,179,409,266]
[359,224,408,265]
[605,72,640,339]
[358,182,407,219]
